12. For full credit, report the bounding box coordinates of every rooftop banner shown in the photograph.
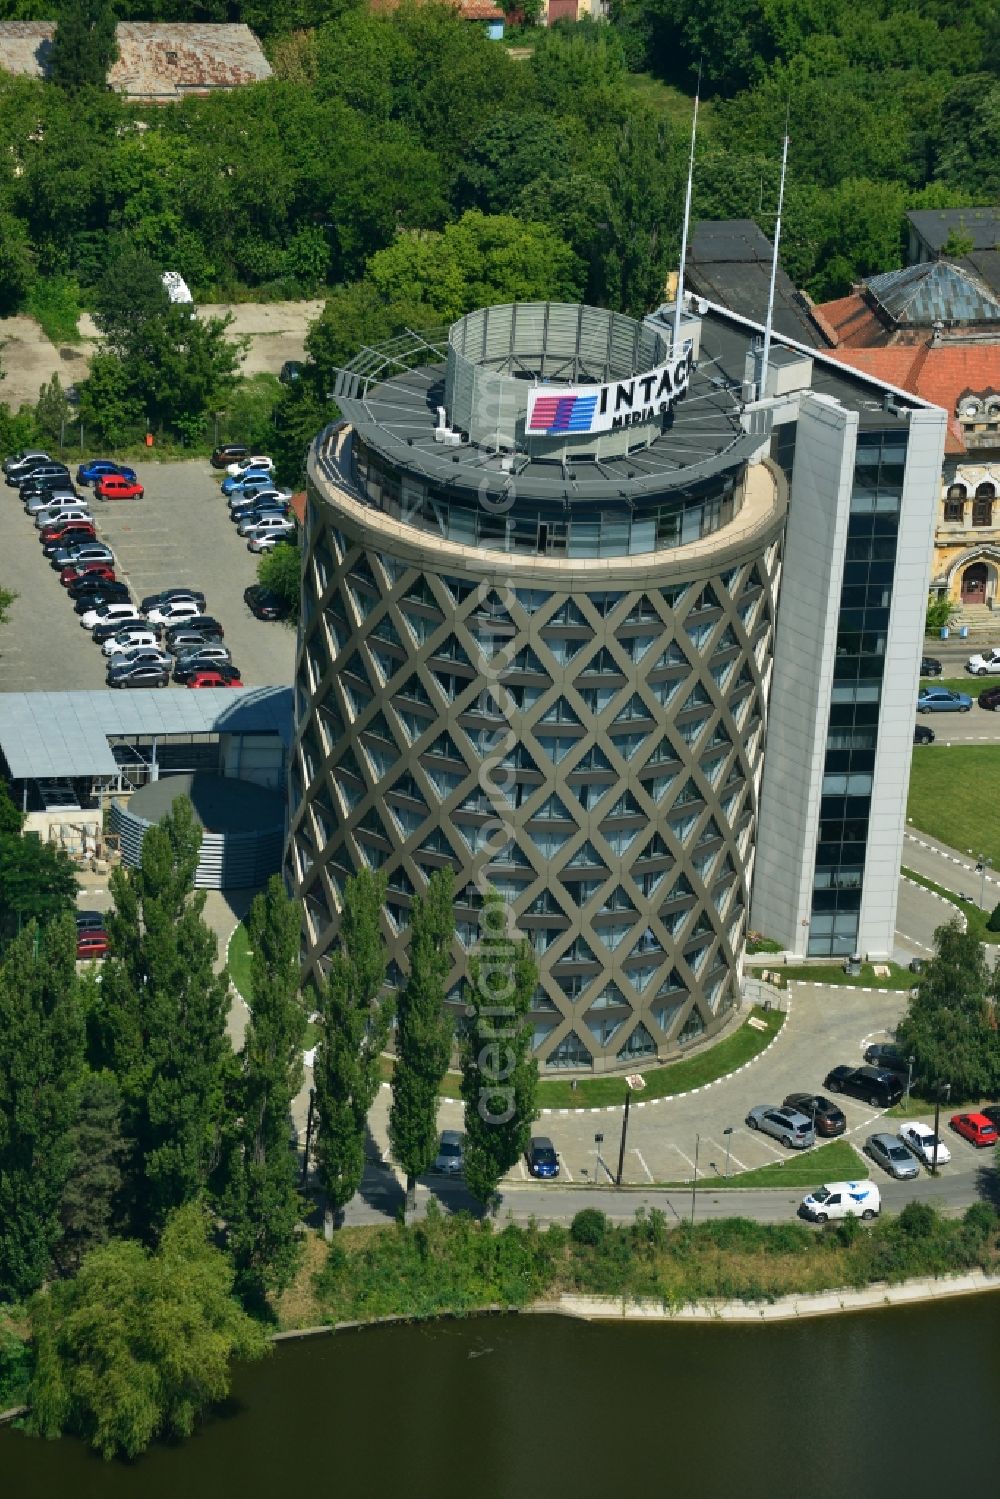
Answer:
[525,345,694,437]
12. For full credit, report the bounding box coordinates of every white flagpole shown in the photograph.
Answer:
[760,110,790,400]
[672,64,701,355]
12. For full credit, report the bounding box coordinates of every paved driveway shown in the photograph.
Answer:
[0,458,295,691]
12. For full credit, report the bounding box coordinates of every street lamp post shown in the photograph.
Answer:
[723,1126,733,1179]
[931,1082,951,1176]
[594,1131,605,1185]
[615,1090,632,1187]
[905,1056,915,1108]
[690,1133,700,1225]
[301,1087,316,1188]
[975,855,993,910]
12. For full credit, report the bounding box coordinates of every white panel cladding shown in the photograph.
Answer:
[751,395,857,953]
[858,405,946,956]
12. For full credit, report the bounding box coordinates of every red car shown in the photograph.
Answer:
[96,474,143,501]
[76,929,109,961]
[186,670,244,689]
[949,1112,999,1148]
[61,561,115,587]
[40,518,97,544]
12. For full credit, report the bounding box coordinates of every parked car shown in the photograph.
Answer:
[799,1181,881,1224]
[50,541,113,569]
[73,584,131,613]
[221,469,274,496]
[6,459,68,488]
[24,487,81,514]
[823,1065,904,1108]
[108,647,171,673]
[147,600,203,626]
[102,628,161,658]
[96,473,144,502]
[61,561,115,587]
[107,659,170,689]
[37,502,93,530]
[967,648,1000,676]
[186,669,243,689]
[746,1104,815,1149]
[76,929,109,961]
[279,360,303,384]
[162,628,216,656]
[91,615,149,644]
[68,574,122,601]
[20,473,77,501]
[917,688,972,713]
[526,1137,560,1178]
[238,512,293,542]
[920,655,942,677]
[978,685,1000,712]
[237,509,293,538]
[77,459,137,487]
[4,449,51,477]
[865,1132,919,1179]
[248,532,291,553]
[140,587,207,614]
[226,453,273,478]
[164,614,223,643]
[173,651,235,682]
[949,1112,999,1148]
[81,600,141,630]
[174,642,232,668]
[863,1043,909,1076]
[897,1121,951,1168]
[42,518,96,546]
[913,723,935,745]
[978,1105,1000,1133]
[211,444,249,470]
[75,909,105,932]
[230,492,290,519]
[433,1130,464,1174]
[244,584,288,621]
[781,1093,847,1138]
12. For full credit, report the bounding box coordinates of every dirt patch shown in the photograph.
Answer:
[0,314,92,410]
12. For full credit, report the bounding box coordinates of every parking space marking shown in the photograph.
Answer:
[633,1149,654,1183]
[700,1135,747,1172]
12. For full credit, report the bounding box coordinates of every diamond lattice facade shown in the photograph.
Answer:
[288,299,947,1072]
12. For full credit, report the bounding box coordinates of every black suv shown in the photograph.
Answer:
[211,444,249,470]
[782,1093,847,1137]
[141,587,207,613]
[8,460,69,489]
[823,1065,904,1108]
[979,685,1000,712]
[920,655,943,677]
[164,615,223,645]
[244,584,288,621]
[863,1043,909,1076]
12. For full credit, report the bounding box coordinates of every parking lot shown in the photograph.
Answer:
[0,458,296,692]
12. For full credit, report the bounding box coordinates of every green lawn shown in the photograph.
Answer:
[227,920,254,1002]
[906,744,1000,875]
[775,962,917,990]
[375,1006,784,1110]
[920,676,980,696]
[657,1139,867,1190]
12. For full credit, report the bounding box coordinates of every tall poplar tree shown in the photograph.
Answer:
[460,888,539,1207]
[93,796,230,1240]
[0,915,85,1299]
[389,868,454,1211]
[313,869,392,1229]
[49,0,118,94]
[224,875,306,1305]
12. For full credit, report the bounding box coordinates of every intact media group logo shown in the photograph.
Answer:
[525,346,694,438]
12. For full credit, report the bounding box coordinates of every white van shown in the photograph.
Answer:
[800,1180,881,1223]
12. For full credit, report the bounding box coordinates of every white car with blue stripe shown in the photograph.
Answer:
[800,1180,881,1223]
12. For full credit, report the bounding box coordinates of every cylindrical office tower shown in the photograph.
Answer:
[289,303,786,1072]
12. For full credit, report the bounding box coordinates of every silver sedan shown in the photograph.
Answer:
[866,1132,920,1180]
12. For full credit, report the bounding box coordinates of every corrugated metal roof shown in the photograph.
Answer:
[0,22,271,97]
[0,686,292,780]
[865,261,1000,327]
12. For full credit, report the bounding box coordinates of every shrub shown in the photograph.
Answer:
[570,1208,608,1246]
[987,901,1000,934]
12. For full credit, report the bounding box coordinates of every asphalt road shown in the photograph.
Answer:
[0,458,294,692]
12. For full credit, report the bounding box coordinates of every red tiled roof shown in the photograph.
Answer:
[825,344,1000,455]
[815,292,889,348]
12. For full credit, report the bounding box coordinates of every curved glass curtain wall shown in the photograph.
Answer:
[351,438,743,559]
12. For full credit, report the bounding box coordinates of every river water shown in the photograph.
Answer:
[2,1297,999,1498]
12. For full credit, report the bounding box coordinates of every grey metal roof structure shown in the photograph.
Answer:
[686,219,823,350]
[865,261,1000,328]
[907,207,1000,255]
[0,686,292,780]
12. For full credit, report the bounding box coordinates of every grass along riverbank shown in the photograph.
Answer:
[276,1199,1000,1329]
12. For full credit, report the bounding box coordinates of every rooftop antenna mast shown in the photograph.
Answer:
[759,105,790,399]
[673,61,702,354]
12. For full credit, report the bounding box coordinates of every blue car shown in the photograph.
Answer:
[917,688,972,713]
[221,469,272,496]
[527,1137,560,1179]
[77,459,137,487]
